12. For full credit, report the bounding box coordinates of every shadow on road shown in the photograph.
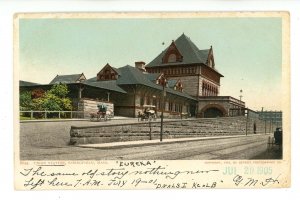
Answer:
[251,145,282,159]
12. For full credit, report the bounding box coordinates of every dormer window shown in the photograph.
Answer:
[176,81,183,92]
[97,63,119,81]
[168,54,176,63]
[162,41,183,64]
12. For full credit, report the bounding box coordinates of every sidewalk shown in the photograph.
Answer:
[77,134,266,149]
[20,116,131,123]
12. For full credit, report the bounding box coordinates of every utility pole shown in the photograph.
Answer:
[245,108,249,136]
[160,76,167,142]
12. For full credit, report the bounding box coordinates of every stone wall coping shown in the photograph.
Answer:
[70,116,247,130]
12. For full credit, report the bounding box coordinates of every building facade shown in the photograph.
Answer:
[88,64,196,117]
[146,34,223,98]
[145,33,245,117]
[20,64,196,118]
[20,33,246,118]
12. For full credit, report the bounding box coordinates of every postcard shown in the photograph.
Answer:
[14,12,290,189]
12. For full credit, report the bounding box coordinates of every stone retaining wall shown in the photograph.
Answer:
[70,116,277,145]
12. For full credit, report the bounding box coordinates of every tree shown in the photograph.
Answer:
[40,91,72,111]
[38,84,72,111]
[20,84,72,111]
[49,84,69,98]
[20,91,33,111]
[31,88,45,99]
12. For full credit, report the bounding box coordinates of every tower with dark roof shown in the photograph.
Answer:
[145,33,223,98]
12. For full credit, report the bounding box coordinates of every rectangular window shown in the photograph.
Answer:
[153,98,157,107]
[140,96,144,106]
[169,102,173,112]
[145,96,149,105]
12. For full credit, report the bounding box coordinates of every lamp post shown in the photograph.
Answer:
[239,89,243,101]
[239,89,243,116]
[160,76,167,142]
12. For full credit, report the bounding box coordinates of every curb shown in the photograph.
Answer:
[76,134,269,150]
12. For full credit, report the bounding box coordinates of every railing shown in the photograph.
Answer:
[20,110,85,120]
[198,96,245,106]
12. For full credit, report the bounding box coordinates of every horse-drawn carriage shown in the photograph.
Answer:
[138,105,157,121]
[90,103,114,121]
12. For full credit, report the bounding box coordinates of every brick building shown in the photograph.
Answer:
[20,33,245,118]
[20,64,196,118]
[145,33,245,117]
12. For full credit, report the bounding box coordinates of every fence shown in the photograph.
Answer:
[245,108,278,135]
[20,110,85,120]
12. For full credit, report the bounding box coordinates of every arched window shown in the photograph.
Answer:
[168,54,176,63]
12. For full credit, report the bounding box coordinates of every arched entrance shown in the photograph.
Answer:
[200,104,227,118]
[204,107,224,118]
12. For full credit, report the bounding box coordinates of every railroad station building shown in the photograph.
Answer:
[20,33,245,118]
[20,64,196,118]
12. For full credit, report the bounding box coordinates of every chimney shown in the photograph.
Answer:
[135,61,146,72]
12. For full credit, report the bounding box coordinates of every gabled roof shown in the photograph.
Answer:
[84,79,127,94]
[146,33,211,67]
[19,80,39,86]
[49,73,86,84]
[97,63,121,76]
[116,65,195,100]
[116,65,158,88]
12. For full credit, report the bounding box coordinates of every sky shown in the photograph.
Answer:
[19,17,282,111]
